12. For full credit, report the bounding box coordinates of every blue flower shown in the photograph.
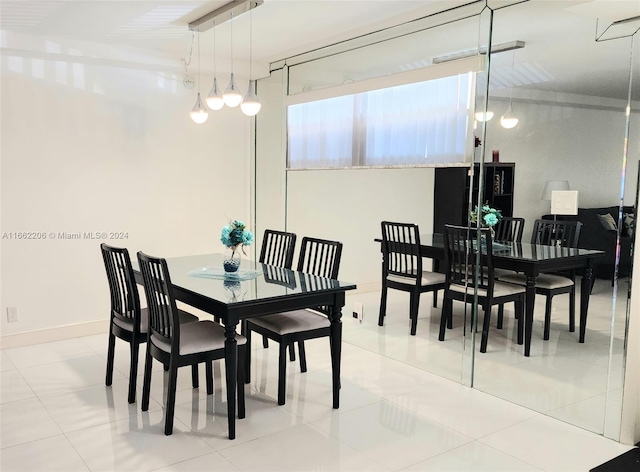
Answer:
[484,213,499,226]
[220,219,253,249]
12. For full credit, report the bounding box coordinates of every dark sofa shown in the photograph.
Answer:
[546,206,634,280]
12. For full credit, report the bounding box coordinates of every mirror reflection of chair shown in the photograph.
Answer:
[440,225,525,353]
[244,237,342,405]
[100,243,199,404]
[137,251,246,435]
[494,217,525,243]
[493,217,525,327]
[498,219,583,340]
[378,221,446,335]
[262,264,297,290]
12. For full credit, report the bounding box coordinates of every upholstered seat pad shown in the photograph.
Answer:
[387,271,446,286]
[499,273,574,290]
[150,320,246,355]
[249,309,330,335]
[113,308,198,333]
[449,280,526,298]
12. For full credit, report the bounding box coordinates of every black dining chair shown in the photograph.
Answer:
[256,229,297,354]
[440,225,525,353]
[244,237,342,406]
[100,243,199,404]
[499,219,583,340]
[137,251,246,435]
[378,221,446,335]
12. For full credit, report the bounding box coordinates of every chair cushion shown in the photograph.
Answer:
[449,280,525,298]
[249,309,330,335]
[151,320,246,356]
[498,273,574,290]
[387,271,446,287]
[113,308,198,334]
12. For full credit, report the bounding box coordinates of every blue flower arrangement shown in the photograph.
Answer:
[220,220,254,255]
[470,204,502,228]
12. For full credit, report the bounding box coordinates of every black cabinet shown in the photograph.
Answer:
[433,163,515,234]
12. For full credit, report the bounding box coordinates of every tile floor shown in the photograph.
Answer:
[0,284,635,471]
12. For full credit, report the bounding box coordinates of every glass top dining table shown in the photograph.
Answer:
[376,233,604,356]
[132,253,357,439]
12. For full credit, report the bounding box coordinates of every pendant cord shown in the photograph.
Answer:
[230,13,234,75]
[197,27,201,93]
[213,23,217,79]
[509,49,515,104]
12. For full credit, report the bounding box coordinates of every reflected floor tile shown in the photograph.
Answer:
[0,434,89,472]
[66,408,214,472]
[219,423,389,472]
[0,370,35,404]
[388,380,536,439]
[0,397,62,449]
[174,390,305,451]
[312,401,472,471]
[38,377,163,433]
[0,351,16,372]
[151,451,238,472]
[401,441,542,471]
[5,338,96,369]
[479,415,633,472]
[473,355,608,414]
[20,354,124,397]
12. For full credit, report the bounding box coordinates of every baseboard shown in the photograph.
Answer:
[0,319,109,350]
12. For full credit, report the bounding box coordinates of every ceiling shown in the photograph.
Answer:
[1,0,639,99]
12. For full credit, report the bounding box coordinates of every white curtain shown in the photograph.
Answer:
[287,73,473,169]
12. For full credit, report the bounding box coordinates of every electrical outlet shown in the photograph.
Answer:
[6,307,18,323]
[352,302,364,322]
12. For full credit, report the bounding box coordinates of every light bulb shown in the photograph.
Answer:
[500,102,519,129]
[241,81,261,116]
[474,110,494,122]
[223,73,243,108]
[205,77,224,110]
[190,92,209,124]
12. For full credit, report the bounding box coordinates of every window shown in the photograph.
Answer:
[286,59,481,170]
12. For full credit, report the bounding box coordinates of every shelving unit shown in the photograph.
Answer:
[433,162,515,234]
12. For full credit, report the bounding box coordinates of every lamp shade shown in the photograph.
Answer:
[541,180,570,200]
[241,81,261,116]
[500,102,519,129]
[190,92,209,124]
[206,77,225,110]
[223,73,243,107]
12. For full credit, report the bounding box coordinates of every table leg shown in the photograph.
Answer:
[579,265,593,343]
[329,305,343,409]
[224,323,238,440]
[524,275,536,357]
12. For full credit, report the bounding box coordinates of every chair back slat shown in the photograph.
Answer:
[297,237,343,316]
[101,244,140,331]
[444,225,493,294]
[259,229,297,269]
[381,222,422,281]
[531,220,582,248]
[494,217,525,243]
[137,252,181,348]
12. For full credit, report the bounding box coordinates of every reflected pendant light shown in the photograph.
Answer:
[241,9,261,116]
[223,13,243,108]
[206,23,224,110]
[475,110,494,122]
[501,50,519,129]
[190,28,209,124]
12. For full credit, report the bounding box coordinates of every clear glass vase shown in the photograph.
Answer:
[223,247,241,272]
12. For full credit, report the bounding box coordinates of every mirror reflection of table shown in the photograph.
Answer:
[376,234,604,356]
[132,253,356,439]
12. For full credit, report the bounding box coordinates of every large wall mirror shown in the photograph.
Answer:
[253,0,638,441]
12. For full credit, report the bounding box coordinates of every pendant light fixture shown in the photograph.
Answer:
[501,50,519,129]
[223,13,243,108]
[241,8,261,116]
[190,28,209,124]
[206,21,224,110]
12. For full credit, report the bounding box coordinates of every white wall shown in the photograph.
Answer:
[484,96,639,243]
[0,40,251,338]
[286,168,435,287]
